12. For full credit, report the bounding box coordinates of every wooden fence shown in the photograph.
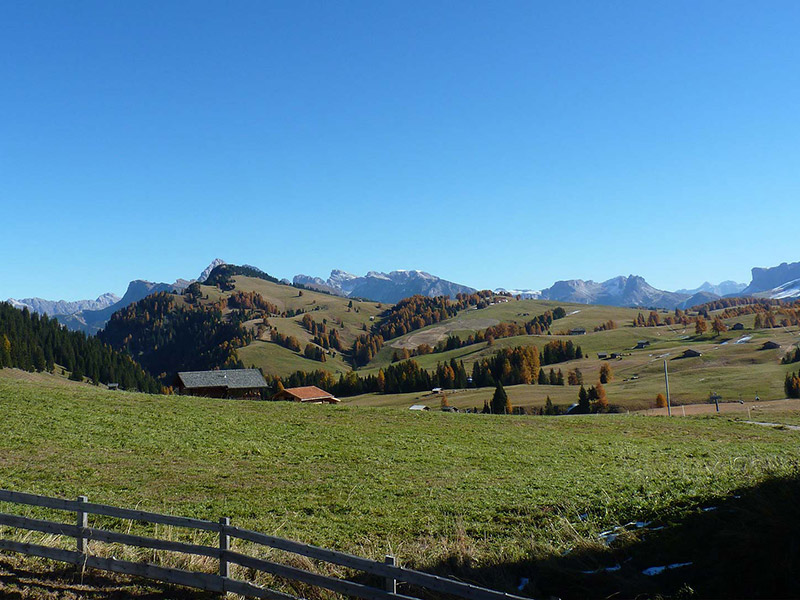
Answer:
[0,489,530,600]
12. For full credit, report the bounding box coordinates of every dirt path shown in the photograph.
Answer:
[390,317,500,349]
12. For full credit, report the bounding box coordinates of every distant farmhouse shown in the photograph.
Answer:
[635,340,650,349]
[175,369,267,399]
[731,323,744,331]
[761,341,780,350]
[681,349,702,358]
[569,328,586,336]
[273,385,339,404]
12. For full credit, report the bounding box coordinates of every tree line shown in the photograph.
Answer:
[0,302,161,393]
[202,264,281,290]
[267,339,584,399]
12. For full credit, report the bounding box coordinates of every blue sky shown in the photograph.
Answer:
[3,1,800,300]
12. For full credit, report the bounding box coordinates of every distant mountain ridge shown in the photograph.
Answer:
[539,275,691,309]
[494,288,542,299]
[7,293,120,317]
[294,269,476,303]
[675,281,746,297]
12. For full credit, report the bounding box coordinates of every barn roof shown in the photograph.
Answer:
[177,369,267,390]
[281,385,336,401]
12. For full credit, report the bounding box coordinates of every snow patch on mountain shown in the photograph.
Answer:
[294,269,476,303]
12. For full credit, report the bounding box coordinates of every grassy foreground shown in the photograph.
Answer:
[1,370,800,598]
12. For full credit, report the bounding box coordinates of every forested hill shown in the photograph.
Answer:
[97,292,250,383]
[0,302,161,393]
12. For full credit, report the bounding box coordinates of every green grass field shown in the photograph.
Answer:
[2,369,800,598]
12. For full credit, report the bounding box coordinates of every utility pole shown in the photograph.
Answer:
[664,360,672,416]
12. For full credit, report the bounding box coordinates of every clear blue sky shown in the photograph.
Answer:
[3,1,800,300]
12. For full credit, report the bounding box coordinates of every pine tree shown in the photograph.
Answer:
[491,382,509,414]
[578,385,590,414]
[544,396,555,415]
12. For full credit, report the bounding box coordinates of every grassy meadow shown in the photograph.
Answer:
[2,369,800,598]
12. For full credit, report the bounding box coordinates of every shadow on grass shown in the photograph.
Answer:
[409,475,800,599]
[0,556,217,600]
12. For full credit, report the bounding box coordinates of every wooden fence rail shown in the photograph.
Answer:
[0,489,530,600]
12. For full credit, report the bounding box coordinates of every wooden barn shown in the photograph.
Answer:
[174,369,267,399]
[273,385,339,404]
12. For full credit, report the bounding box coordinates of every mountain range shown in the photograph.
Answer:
[293,270,477,303]
[7,258,800,335]
[8,293,120,317]
[675,281,748,297]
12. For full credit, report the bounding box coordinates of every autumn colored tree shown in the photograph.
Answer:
[377,369,386,392]
[594,382,609,412]
[754,313,764,329]
[599,362,613,384]
[712,317,727,336]
[655,393,667,408]
[0,334,10,368]
[695,316,708,335]
[785,371,800,399]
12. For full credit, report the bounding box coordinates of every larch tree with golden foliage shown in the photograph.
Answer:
[599,362,613,384]
[695,316,708,335]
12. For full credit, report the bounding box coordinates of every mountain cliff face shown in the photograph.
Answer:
[540,275,690,309]
[7,293,120,317]
[742,261,800,297]
[197,258,226,283]
[294,270,476,303]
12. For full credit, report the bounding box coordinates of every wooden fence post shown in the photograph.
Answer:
[384,555,396,594]
[219,517,230,592]
[76,496,88,555]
